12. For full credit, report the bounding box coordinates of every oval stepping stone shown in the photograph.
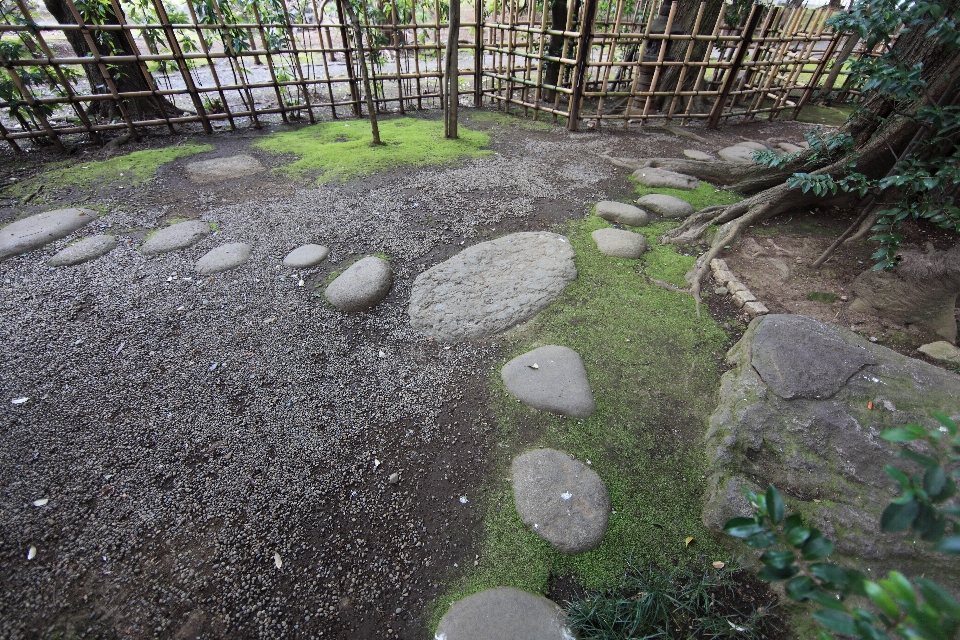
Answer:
[739,140,769,151]
[408,232,576,342]
[636,193,695,219]
[436,587,573,640]
[283,244,329,268]
[632,167,700,190]
[683,149,714,161]
[196,242,251,274]
[186,154,265,184]
[48,234,117,267]
[325,256,392,312]
[717,145,757,164]
[591,228,647,258]
[501,345,595,417]
[778,142,804,154]
[512,448,610,553]
[595,200,648,227]
[0,208,97,261]
[141,220,212,256]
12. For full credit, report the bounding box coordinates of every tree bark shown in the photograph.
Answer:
[543,0,568,102]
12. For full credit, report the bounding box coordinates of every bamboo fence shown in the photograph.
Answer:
[0,0,880,151]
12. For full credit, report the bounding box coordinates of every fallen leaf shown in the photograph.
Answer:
[685,536,695,547]
[27,546,36,561]
[274,553,282,569]
[868,401,874,410]
[32,498,48,507]
[712,561,725,569]
[11,397,29,405]
[528,363,539,370]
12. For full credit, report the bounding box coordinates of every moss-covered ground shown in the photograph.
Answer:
[430,184,745,630]
[794,103,854,128]
[254,116,492,182]
[465,110,560,131]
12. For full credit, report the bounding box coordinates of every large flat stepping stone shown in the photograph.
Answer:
[501,345,595,417]
[1,208,97,261]
[512,448,610,553]
[632,167,700,190]
[738,140,769,151]
[283,244,329,268]
[718,145,758,164]
[435,587,573,640]
[778,142,804,154]
[591,228,647,259]
[196,242,251,274]
[636,193,694,219]
[918,341,960,365]
[408,232,576,341]
[595,201,648,227]
[186,155,265,184]
[325,256,392,312]
[48,234,117,267]
[141,220,212,256]
[683,149,714,161]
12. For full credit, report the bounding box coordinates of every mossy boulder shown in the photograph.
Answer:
[704,314,960,591]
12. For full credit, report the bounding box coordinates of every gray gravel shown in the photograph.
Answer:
[0,115,820,638]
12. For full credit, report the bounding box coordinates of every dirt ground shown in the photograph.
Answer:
[1,108,956,640]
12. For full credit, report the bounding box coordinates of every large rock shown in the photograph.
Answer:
[501,345,595,417]
[717,146,757,164]
[632,167,700,190]
[591,228,647,259]
[47,234,117,267]
[595,201,649,227]
[0,208,97,261]
[141,220,212,255]
[185,155,265,184]
[408,232,576,341]
[636,194,695,219]
[683,149,714,161]
[195,243,251,275]
[918,341,960,365]
[512,448,610,553]
[435,587,573,640]
[325,256,392,312]
[705,314,960,592]
[283,244,329,268]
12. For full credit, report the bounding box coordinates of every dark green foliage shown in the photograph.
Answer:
[565,560,781,640]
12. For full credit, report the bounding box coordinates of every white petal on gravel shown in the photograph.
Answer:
[560,492,572,500]
[459,495,468,504]
[274,553,282,569]
[11,397,29,405]
[32,498,49,507]
[27,546,36,561]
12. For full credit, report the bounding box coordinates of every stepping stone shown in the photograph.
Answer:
[595,201,648,227]
[636,193,694,219]
[48,234,117,267]
[739,140,769,151]
[778,142,804,154]
[918,341,960,365]
[512,448,610,553]
[501,345,595,417]
[632,167,700,190]
[799,140,810,149]
[408,232,576,341]
[683,149,714,161]
[283,244,329,268]
[435,587,574,640]
[591,228,647,258]
[185,155,265,184]
[141,220,212,256]
[196,242,251,275]
[0,208,97,261]
[717,145,757,164]
[325,256,392,312]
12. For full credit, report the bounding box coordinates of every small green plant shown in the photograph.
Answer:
[724,414,960,639]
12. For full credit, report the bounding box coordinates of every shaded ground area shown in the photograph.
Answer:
[0,109,901,639]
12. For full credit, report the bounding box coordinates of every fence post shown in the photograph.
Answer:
[474,0,484,106]
[706,2,763,129]
[334,0,363,116]
[567,0,599,131]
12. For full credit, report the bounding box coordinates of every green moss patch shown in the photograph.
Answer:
[42,143,212,189]
[807,291,837,304]
[634,180,743,211]
[254,117,492,182]
[431,215,730,628]
[794,104,853,128]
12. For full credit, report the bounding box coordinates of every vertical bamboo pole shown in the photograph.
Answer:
[342,0,382,143]
[411,0,425,109]
[640,0,678,120]
[211,0,261,127]
[250,3,290,123]
[185,0,237,129]
[706,2,762,128]
[0,62,64,150]
[567,0,599,130]
[334,0,363,116]
[552,0,577,117]
[474,0,483,106]
[530,0,551,119]
[150,0,212,132]
[444,0,460,137]
[311,0,341,116]
[389,0,407,113]
[278,0,316,122]
[622,0,656,125]
[666,1,705,119]
[593,0,626,126]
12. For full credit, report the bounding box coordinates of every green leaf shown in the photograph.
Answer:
[899,449,939,469]
[934,413,958,436]
[786,575,816,600]
[884,464,911,486]
[813,609,858,635]
[766,486,785,524]
[760,549,795,569]
[882,425,926,441]
[880,572,916,607]
[864,581,900,619]
[723,517,765,538]
[758,564,798,581]
[924,466,947,496]
[802,533,835,560]
[916,578,960,616]
[936,535,960,554]
[787,526,812,547]
[808,589,848,611]
[810,563,850,589]
[880,499,920,532]
[745,530,780,549]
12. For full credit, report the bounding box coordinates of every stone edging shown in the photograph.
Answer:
[710,258,769,318]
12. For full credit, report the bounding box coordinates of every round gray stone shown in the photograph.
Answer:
[717,145,757,164]
[186,154,265,184]
[631,167,700,190]
[435,587,573,640]
[283,244,329,268]
[738,140,769,151]
[0,208,97,262]
[595,200,649,227]
[408,232,576,341]
[501,345,595,417]
[512,448,611,554]
[778,142,804,154]
[636,193,695,219]
[196,242,251,275]
[918,341,960,365]
[325,256,392,312]
[48,234,117,267]
[683,149,714,161]
[141,220,212,256]
[591,228,647,258]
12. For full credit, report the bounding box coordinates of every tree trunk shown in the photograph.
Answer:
[543,0,568,102]
[42,0,180,121]
[818,33,859,100]
[850,245,960,342]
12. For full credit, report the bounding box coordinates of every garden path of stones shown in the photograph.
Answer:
[0,134,799,638]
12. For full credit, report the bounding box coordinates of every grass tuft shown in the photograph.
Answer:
[633,180,744,212]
